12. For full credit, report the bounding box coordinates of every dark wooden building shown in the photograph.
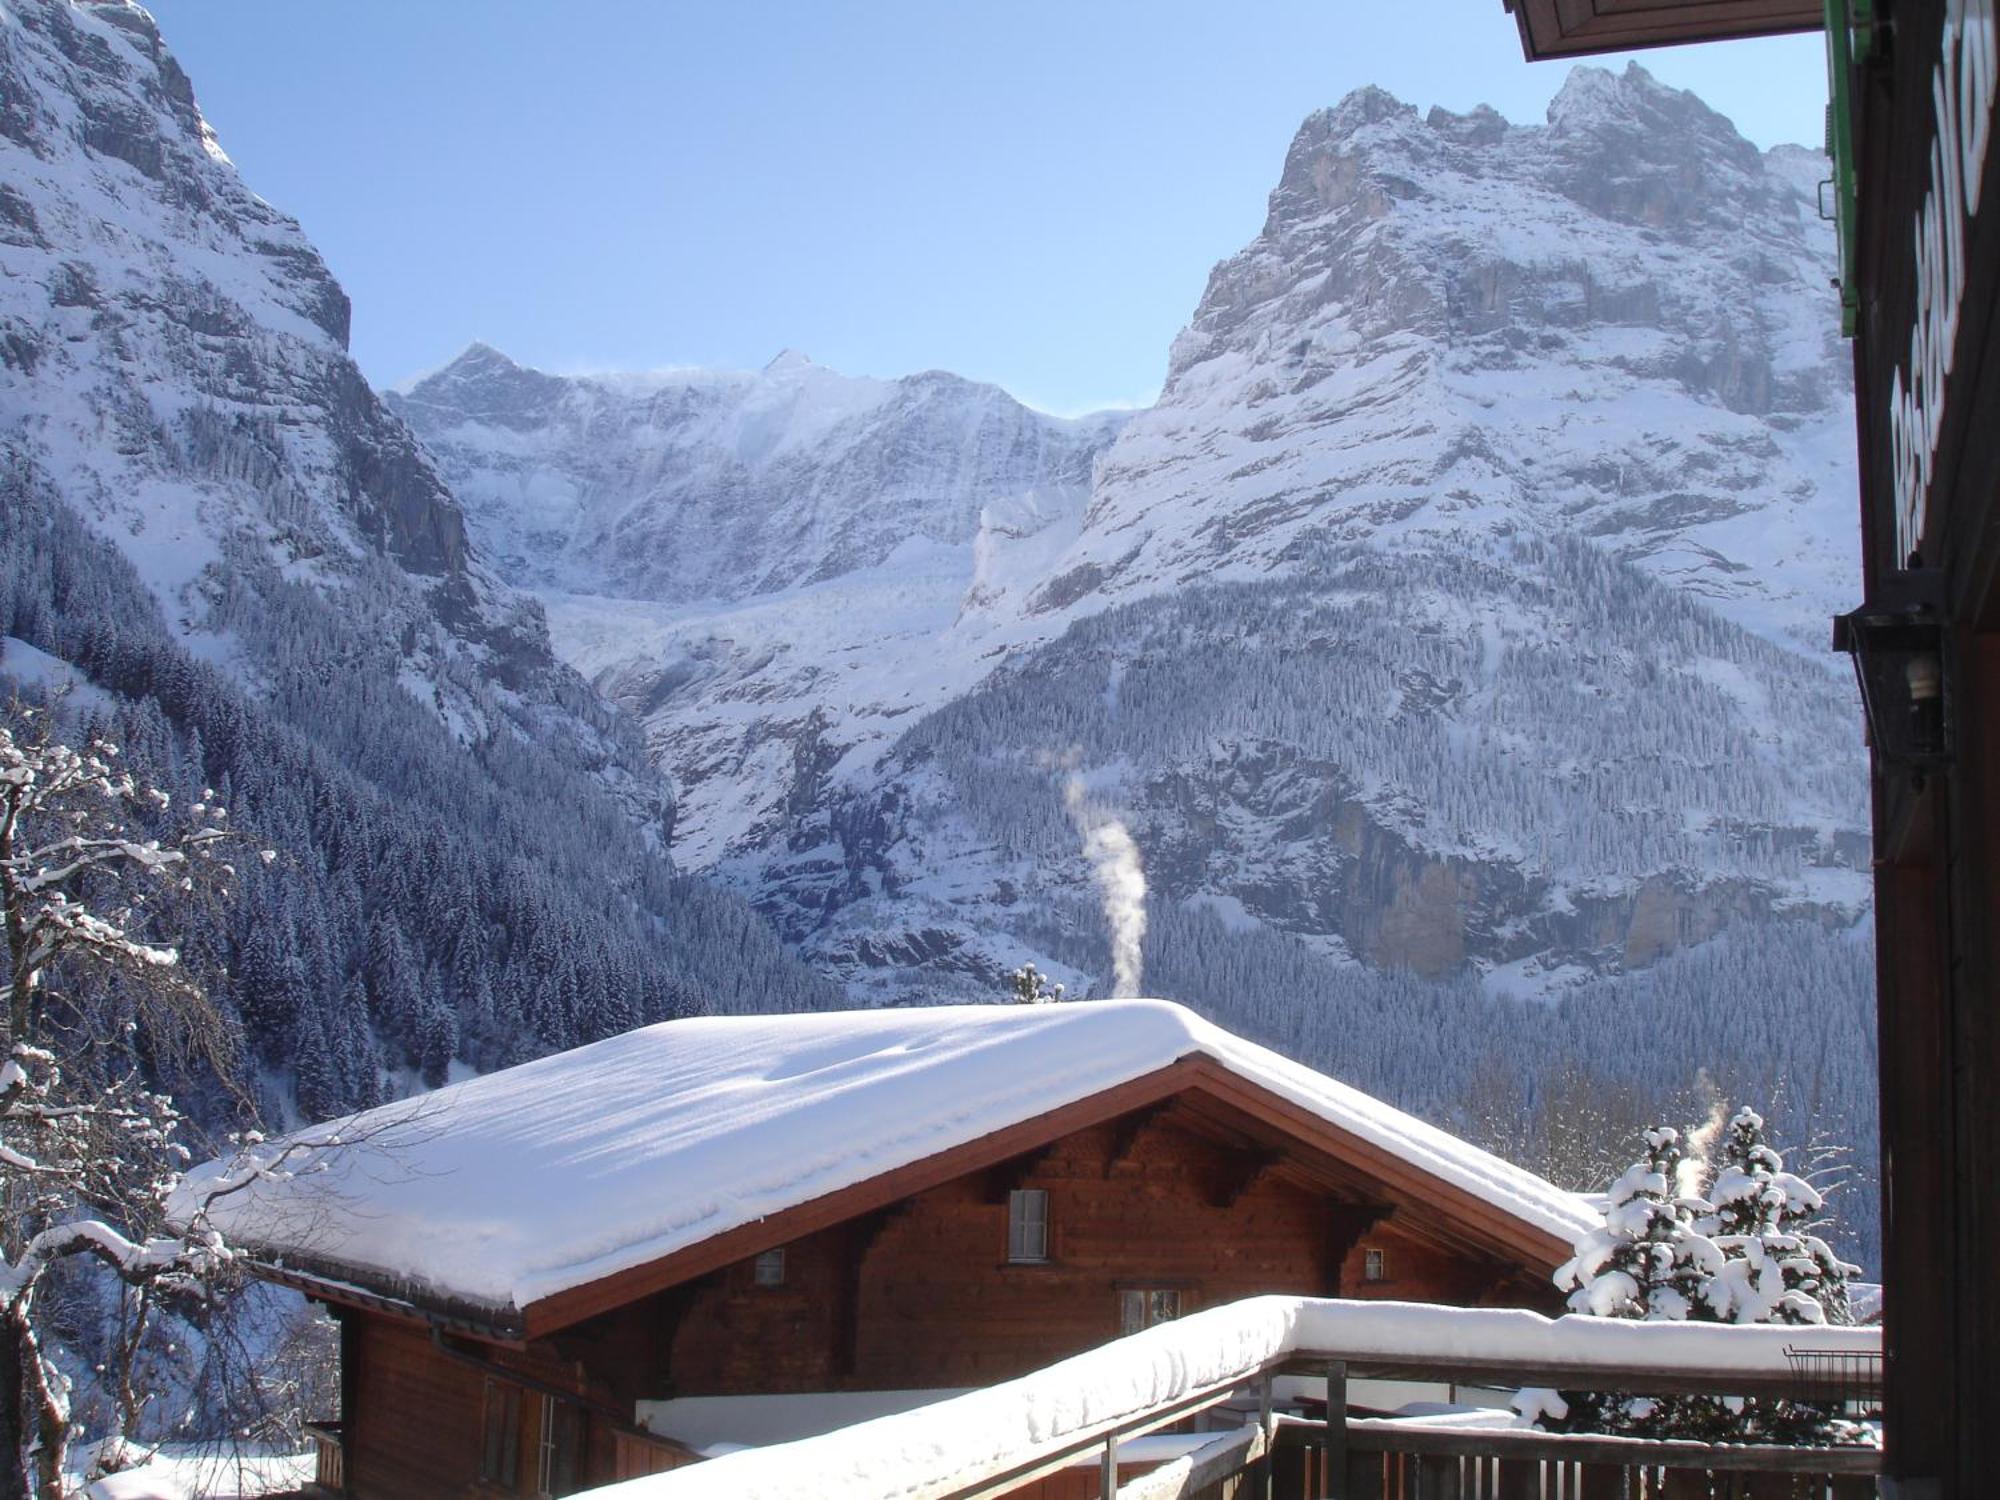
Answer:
[188,1002,1590,1500]
[1504,4,1999,1496]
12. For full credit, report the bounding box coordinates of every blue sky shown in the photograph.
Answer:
[143,1,1831,416]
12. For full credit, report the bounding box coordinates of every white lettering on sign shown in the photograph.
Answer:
[1888,0,1997,565]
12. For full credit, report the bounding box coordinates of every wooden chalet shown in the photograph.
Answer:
[182,1001,1592,1500]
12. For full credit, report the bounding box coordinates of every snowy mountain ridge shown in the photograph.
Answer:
[1064,69,1857,656]
[388,343,1126,607]
[403,62,1869,1008]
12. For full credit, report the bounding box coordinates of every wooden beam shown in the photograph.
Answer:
[1103,1100,1174,1176]
[1324,1360,1349,1500]
[1177,1059,1576,1273]
[1210,1148,1285,1210]
[1324,1203,1392,1292]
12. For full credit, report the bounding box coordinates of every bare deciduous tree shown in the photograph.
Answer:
[0,706,244,1500]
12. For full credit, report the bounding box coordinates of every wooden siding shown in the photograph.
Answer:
[582,1101,1559,1403]
[345,1317,489,1500]
[333,1091,1565,1495]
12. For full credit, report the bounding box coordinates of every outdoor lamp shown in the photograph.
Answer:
[1832,570,1951,771]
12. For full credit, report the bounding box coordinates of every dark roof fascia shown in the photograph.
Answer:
[1503,0,1822,61]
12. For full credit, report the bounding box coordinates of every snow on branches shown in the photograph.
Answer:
[0,707,256,1500]
[1540,1108,1863,1443]
[2,712,235,1043]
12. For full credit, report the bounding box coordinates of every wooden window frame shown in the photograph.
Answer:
[752,1247,786,1287]
[1006,1187,1050,1263]
[1118,1286,1185,1336]
[1363,1246,1388,1283]
[480,1376,521,1491]
[535,1392,581,1499]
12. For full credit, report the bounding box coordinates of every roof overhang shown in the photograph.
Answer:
[1503,0,1823,60]
[519,1057,1578,1338]
[241,1056,1581,1340]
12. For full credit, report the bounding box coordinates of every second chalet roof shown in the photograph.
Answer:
[178,1000,1596,1322]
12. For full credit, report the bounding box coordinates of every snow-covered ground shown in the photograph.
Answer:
[74,1443,310,1500]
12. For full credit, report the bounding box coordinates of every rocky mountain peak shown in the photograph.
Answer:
[400,342,575,429]
[1079,65,1855,655]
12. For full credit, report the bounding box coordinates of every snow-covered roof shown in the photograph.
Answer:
[175,1000,1595,1319]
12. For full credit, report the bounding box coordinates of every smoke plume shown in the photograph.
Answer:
[1063,774,1148,998]
[1677,1073,1728,1199]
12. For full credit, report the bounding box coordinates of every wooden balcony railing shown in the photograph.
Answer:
[303,1420,345,1498]
[580,1298,1883,1500]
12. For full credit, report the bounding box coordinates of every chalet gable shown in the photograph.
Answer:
[175,1001,1594,1339]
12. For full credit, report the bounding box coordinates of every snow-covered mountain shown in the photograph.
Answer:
[389,344,1126,606]
[404,64,1868,997]
[0,0,568,714]
[0,0,838,1119]
[389,345,1132,864]
[1067,75,1857,656]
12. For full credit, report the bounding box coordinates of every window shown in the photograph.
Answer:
[480,1377,521,1490]
[535,1394,580,1499]
[1007,1188,1049,1262]
[1363,1247,1387,1283]
[1119,1288,1183,1336]
[753,1247,786,1286]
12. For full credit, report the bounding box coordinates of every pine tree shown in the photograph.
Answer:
[1702,1108,1858,1327]
[1537,1112,1864,1444]
[1009,963,1064,1004]
[1555,1126,1722,1322]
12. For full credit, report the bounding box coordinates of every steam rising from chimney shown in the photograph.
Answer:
[1063,773,1148,999]
[1678,1074,1728,1199]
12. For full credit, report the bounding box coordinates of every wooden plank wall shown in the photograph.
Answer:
[345,1316,488,1500]
[590,1106,1539,1402]
[336,1099,1561,1495]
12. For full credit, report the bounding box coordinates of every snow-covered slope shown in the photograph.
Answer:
[389,345,1125,606]
[0,0,570,732]
[390,345,1130,862]
[405,64,1867,990]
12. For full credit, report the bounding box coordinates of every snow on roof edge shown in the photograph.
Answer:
[175,1001,1595,1317]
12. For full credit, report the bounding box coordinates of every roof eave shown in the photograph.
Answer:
[1503,0,1822,62]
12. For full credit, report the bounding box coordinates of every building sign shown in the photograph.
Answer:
[1887,0,1997,565]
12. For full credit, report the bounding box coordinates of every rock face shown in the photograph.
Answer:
[389,346,1125,606]
[0,0,560,708]
[1071,68,1856,654]
[407,62,1868,1011]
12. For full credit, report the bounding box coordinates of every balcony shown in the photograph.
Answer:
[302,1420,344,1499]
[592,1297,1882,1500]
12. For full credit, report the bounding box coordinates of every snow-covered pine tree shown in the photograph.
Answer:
[1009,963,1064,1004]
[1534,1111,1865,1444]
[1554,1126,1721,1322]
[1702,1107,1859,1327]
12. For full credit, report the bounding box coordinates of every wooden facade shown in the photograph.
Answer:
[1845,4,2000,1497]
[302,1081,1567,1499]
